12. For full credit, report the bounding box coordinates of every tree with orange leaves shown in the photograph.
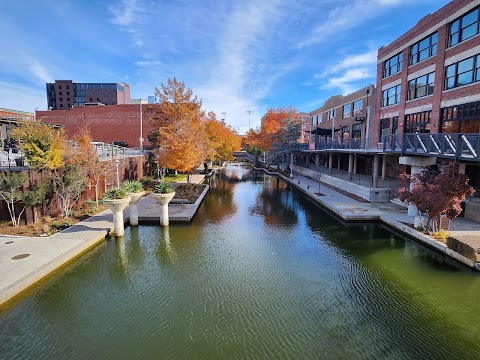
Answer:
[149,78,206,176]
[69,127,112,206]
[204,111,241,165]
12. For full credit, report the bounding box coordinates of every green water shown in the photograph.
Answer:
[1,165,479,359]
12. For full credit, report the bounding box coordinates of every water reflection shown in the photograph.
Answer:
[156,227,176,265]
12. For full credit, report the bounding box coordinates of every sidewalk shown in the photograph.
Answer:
[0,173,207,308]
[266,167,480,269]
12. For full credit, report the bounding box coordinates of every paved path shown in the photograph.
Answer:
[0,172,207,308]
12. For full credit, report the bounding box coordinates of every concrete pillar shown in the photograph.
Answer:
[459,163,466,174]
[337,154,341,170]
[353,154,358,174]
[113,210,126,237]
[381,154,387,180]
[348,153,353,180]
[328,153,333,175]
[372,154,379,188]
[399,156,437,216]
[128,191,145,226]
[315,153,320,166]
[152,192,176,226]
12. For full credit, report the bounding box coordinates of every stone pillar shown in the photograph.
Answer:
[328,153,333,175]
[337,154,341,170]
[399,156,437,216]
[381,154,387,180]
[152,192,176,226]
[315,153,320,166]
[348,153,353,180]
[372,154,379,188]
[103,197,131,237]
[353,154,358,174]
[128,191,145,226]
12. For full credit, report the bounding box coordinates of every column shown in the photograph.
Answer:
[328,153,333,175]
[337,154,341,170]
[381,154,387,180]
[353,154,358,174]
[372,154,379,188]
[348,153,353,180]
[315,153,320,166]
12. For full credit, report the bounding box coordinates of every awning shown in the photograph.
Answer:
[306,126,341,136]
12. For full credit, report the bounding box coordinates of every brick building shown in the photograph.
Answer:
[308,84,375,149]
[46,80,130,110]
[36,105,154,148]
[375,0,480,143]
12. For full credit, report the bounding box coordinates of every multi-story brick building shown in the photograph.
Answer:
[46,80,130,110]
[308,85,375,149]
[375,0,480,143]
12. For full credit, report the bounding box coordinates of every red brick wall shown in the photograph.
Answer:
[36,105,155,147]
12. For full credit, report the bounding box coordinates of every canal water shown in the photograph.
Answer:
[1,165,480,359]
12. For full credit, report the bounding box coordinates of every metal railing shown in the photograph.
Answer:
[382,133,480,162]
[92,144,144,160]
[0,149,28,170]
[300,138,376,151]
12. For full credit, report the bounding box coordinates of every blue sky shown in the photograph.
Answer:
[1,0,450,134]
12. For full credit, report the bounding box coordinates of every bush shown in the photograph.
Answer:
[432,230,450,243]
[103,187,129,200]
[154,181,175,194]
[141,176,157,191]
[122,180,144,193]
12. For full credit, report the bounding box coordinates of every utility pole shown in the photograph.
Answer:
[246,110,252,130]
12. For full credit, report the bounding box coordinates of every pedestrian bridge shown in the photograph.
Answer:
[232,151,256,164]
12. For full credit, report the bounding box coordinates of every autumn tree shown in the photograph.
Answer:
[149,78,206,177]
[11,120,64,171]
[396,163,475,232]
[70,127,112,206]
[204,111,241,166]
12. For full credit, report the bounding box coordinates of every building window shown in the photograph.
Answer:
[404,111,431,133]
[59,97,63,101]
[59,85,62,89]
[60,104,64,108]
[327,109,336,120]
[318,114,322,123]
[59,91,62,96]
[411,32,438,65]
[381,84,401,107]
[379,118,391,140]
[441,101,480,133]
[449,7,480,47]
[383,52,403,77]
[67,98,70,101]
[67,91,70,95]
[343,104,351,118]
[408,72,435,100]
[352,124,362,139]
[353,99,363,114]
[445,54,480,90]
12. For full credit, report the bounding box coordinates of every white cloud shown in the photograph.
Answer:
[108,0,137,26]
[0,81,45,112]
[27,58,52,83]
[297,0,414,48]
[326,50,378,74]
[324,68,372,95]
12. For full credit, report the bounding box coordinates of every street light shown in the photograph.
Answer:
[290,153,294,178]
[139,100,144,152]
[246,110,252,129]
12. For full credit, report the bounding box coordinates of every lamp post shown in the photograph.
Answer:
[115,159,120,188]
[246,110,252,130]
[331,117,335,149]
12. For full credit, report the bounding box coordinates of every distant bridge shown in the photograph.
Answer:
[232,151,256,164]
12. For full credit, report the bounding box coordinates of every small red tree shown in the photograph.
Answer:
[396,163,475,232]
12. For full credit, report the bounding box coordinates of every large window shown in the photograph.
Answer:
[382,84,401,107]
[384,52,403,77]
[411,32,437,65]
[404,111,431,133]
[327,109,335,120]
[449,7,480,47]
[343,104,351,118]
[445,54,480,90]
[441,101,480,133]
[379,118,390,140]
[408,72,435,100]
[353,99,363,114]
[318,114,322,123]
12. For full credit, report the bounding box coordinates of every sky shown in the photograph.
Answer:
[1,0,451,134]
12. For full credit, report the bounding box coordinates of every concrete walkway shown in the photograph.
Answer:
[0,173,207,308]
[265,167,480,269]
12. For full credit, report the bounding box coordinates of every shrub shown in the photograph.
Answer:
[103,187,129,200]
[154,181,175,194]
[122,180,144,193]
